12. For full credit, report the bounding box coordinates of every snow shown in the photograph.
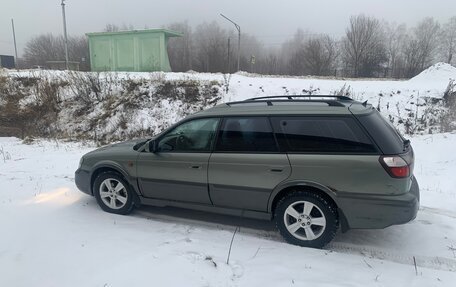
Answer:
[1,63,455,285]
[4,63,454,140]
[407,62,456,99]
[1,133,455,287]
[409,62,456,84]
[9,62,454,102]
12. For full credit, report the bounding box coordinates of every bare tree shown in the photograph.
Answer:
[167,21,193,72]
[402,17,440,77]
[286,33,337,76]
[255,49,281,75]
[342,15,387,77]
[415,17,440,70]
[23,34,89,70]
[238,33,264,73]
[401,34,422,78]
[439,16,456,64]
[302,35,338,76]
[23,34,61,67]
[20,16,451,76]
[67,36,90,71]
[282,29,307,75]
[103,23,135,32]
[385,22,408,78]
[104,24,120,32]
[193,21,228,72]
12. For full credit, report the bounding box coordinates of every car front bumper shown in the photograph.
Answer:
[75,168,91,195]
[337,176,420,229]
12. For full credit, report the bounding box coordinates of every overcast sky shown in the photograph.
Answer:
[1,0,456,57]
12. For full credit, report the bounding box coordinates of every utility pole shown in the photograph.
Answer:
[61,0,69,70]
[11,19,18,69]
[227,37,231,73]
[220,14,240,72]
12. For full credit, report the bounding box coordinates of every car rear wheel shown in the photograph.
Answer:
[275,190,338,248]
[93,172,135,215]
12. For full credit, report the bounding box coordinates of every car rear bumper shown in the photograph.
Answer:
[75,168,91,195]
[337,176,420,229]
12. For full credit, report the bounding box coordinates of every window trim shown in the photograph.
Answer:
[270,114,381,155]
[155,117,220,154]
[355,110,405,155]
[213,116,281,154]
[153,114,381,155]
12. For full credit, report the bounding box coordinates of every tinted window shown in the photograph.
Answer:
[215,117,278,152]
[158,118,219,152]
[272,117,376,153]
[357,111,404,154]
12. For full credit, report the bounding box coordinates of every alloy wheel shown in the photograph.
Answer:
[283,200,327,241]
[99,178,128,210]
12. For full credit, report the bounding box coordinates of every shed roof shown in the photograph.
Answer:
[86,28,183,38]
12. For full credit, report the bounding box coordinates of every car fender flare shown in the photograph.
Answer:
[89,161,138,194]
[267,180,339,213]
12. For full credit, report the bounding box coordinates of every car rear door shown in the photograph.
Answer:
[136,118,219,204]
[208,117,291,211]
[270,116,386,195]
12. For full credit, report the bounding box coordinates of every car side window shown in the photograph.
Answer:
[215,117,278,152]
[271,116,377,153]
[157,118,219,152]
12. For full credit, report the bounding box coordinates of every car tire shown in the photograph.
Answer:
[93,171,135,215]
[275,190,338,248]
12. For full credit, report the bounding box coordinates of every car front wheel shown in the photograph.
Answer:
[275,190,338,248]
[93,171,135,215]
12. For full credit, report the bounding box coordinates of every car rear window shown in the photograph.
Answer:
[271,116,377,153]
[356,111,404,154]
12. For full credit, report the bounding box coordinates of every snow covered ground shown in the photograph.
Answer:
[1,63,456,285]
[3,62,456,141]
[0,133,455,287]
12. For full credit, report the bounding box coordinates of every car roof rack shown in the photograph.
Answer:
[226,95,353,107]
[246,95,353,101]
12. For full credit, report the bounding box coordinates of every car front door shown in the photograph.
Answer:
[208,117,291,211]
[137,117,219,204]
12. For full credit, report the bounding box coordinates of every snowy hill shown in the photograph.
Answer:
[1,63,455,143]
[409,62,456,83]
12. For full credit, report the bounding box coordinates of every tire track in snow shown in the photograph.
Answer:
[326,242,456,272]
[420,206,456,219]
[136,206,456,272]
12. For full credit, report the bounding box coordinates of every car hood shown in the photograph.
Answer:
[110,139,147,149]
[89,138,151,154]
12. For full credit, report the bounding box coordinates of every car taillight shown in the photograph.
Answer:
[379,156,410,178]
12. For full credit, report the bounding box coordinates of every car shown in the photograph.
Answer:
[31,65,45,70]
[75,95,419,248]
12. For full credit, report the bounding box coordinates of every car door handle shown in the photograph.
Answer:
[269,168,283,172]
[190,165,202,169]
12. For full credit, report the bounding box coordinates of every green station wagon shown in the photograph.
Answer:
[75,95,419,248]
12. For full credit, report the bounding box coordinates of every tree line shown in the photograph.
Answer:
[22,14,456,78]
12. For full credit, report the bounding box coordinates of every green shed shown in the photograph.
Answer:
[86,29,182,72]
